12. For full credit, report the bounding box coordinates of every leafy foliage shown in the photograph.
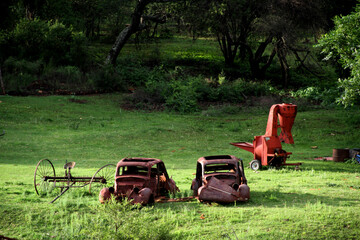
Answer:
[2,57,42,93]
[317,3,360,106]
[125,66,276,113]
[1,18,88,67]
[290,86,341,106]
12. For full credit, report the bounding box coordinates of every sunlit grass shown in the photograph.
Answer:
[1,95,360,239]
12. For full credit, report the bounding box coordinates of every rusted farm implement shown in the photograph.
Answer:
[231,103,301,170]
[34,159,115,203]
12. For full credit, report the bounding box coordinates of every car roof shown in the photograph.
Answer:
[197,155,239,165]
[116,157,163,168]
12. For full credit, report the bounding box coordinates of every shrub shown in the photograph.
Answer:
[3,73,37,94]
[116,64,153,87]
[43,21,88,67]
[144,68,171,103]
[218,79,273,103]
[87,65,126,92]
[4,18,88,68]
[126,67,202,113]
[11,18,48,60]
[41,65,84,92]
[165,81,198,113]
[290,86,341,106]
[189,76,219,102]
[2,57,43,93]
[3,57,43,75]
[127,67,278,112]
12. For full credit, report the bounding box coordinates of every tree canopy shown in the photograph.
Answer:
[317,3,360,106]
[0,0,359,108]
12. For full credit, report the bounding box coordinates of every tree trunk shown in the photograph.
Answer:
[105,0,150,65]
[246,34,274,79]
[105,26,133,65]
[217,34,239,66]
[275,38,289,88]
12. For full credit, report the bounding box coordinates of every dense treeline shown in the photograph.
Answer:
[0,0,359,110]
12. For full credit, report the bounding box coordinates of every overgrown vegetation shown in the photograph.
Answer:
[1,0,359,110]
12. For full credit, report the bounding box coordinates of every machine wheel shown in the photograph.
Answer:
[250,160,261,171]
[89,164,115,194]
[34,159,56,195]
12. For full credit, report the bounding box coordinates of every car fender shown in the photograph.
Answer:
[128,187,153,205]
[99,187,114,204]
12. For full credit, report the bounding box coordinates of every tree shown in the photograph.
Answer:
[317,3,360,106]
[211,0,262,66]
[21,0,46,19]
[179,0,328,85]
[252,0,327,86]
[179,0,265,66]
[105,0,170,65]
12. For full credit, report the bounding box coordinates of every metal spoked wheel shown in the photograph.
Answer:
[89,164,115,194]
[250,160,261,171]
[34,159,56,195]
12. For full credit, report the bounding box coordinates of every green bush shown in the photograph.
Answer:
[43,21,88,67]
[141,67,199,113]
[87,65,126,92]
[3,18,88,68]
[3,73,37,94]
[41,65,84,92]
[116,64,153,87]
[3,57,43,75]
[165,80,199,113]
[290,86,341,106]
[2,57,43,93]
[10,18,48,60]
[218,78,273,103]
[189,76,219,102]
[144,67,171,103]
[126,67,277,113]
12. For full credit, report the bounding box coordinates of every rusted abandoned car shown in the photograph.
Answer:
[191,155,250,203]
[99,157,179,204]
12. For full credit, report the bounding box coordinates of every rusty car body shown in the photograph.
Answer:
[99,157,179,204]
[191,155,250,203]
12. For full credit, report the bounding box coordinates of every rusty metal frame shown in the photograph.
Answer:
[34,159,115,203]
[99,157,179,205]
[191,155,250,203]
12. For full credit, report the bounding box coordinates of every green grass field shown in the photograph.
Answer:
[1,95,360,239]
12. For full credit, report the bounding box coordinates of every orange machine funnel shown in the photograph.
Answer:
[231,103,301,170]
[265,103,297,144]
[230,142,254,154]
